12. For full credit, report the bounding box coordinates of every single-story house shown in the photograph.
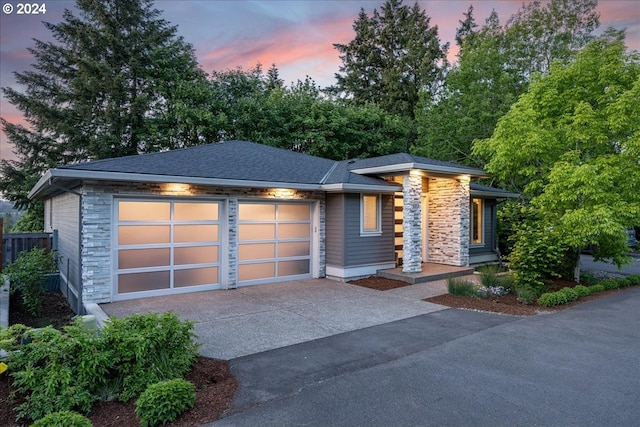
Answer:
[28,140,518,311]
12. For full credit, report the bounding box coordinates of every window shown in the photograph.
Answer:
[471,198,483,245]
[361,194,381,235]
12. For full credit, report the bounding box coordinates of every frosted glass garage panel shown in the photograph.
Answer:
[118,270,170,293]
[118,248,170,269]
[278,260,310,277]
[279,204,310,220]
[119,201,170,221]
[238,224,275,241]
[238,263,275,281]
[278,223,310,239]
[174,246,219,265]
[119,225,170,245]
[238,243,275,261]
[239,203,275,221]
[174,225,218,243]
[278,241,310,258]
[175,203,219,221]
[175,267,218,287]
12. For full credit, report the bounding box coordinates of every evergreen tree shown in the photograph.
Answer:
[0,0,209,208]
[333,0,448,121]
[455,5,478,49]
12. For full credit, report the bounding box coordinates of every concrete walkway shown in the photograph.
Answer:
[100,277,458,360]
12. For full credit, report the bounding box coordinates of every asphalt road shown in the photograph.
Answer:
[209,286,640,427]
[581,253,640,275]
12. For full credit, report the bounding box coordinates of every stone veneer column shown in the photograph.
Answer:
[402,174,423,273]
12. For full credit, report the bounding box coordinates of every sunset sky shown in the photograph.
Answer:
[1,0,639,162]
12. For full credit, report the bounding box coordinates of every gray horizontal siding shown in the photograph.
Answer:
[325,194,345,266]
[51,192,81,312]
[344,193,395,267]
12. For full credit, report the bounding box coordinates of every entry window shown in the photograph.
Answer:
[471,198,483,245]
[115,200,221,296]
[361,194,381,235]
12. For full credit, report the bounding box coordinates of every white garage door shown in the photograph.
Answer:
[114,199,222,299]
[237,202,312,285]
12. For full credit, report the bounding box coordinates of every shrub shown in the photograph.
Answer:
[538,291,568,307]
[30,410,93,427]
[135,379,195,427]
[101,312,199,401]
[0,324,31,352]
[447,277,477,297]
[558,287,578,302]
[477,265,502,288]
[9,322,108,422]
[4,248,56,316]
[600,279,620,290]
[589,284,605,293]
[579,271,598,286]
[626,274,640,286]
[573,285,592,297]
[514,286,537,305]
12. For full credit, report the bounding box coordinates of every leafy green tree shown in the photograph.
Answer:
[473,35,640,282]
[0,0,209,209]
[455,5,478,49]
[415,0,600,166]
[333,0,448,121]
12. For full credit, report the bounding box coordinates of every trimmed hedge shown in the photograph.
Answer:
[30,411,93,427]
[538,275,639,307]
[135,379,195,427]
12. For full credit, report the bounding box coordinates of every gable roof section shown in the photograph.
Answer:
[470,183,519,198]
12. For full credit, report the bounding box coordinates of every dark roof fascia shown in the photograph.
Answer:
[470,184,520,199]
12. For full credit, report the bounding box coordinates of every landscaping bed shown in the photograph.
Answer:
[1,291,237,427]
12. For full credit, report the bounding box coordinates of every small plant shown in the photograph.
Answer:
[600,279,620,290]
[558,287,578,302]
[626,274,640,286]
[30,410,93,427]
[514,286,537,305]
[537,291,568,307]
[477,264,502,288]
[4,247,56,316]
[579,271,598,286]
[447,277,477,297]
[573,285,592,297]
[589,284,605,293]
[0,324,31,352]
[135,379,195,427]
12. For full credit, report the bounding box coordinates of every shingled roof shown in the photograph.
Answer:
[29,140,502,199]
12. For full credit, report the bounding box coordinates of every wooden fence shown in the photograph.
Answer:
[1,228,53,272]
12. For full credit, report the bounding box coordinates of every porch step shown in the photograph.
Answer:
[377,263,475,285]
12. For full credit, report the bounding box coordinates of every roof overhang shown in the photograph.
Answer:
[350,162,488,178]
[29,168,402,199]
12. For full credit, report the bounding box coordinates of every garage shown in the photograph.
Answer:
[237,201,312,286]
[114,199,222,300]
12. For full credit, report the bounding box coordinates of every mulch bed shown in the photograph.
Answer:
[1,291,238,427]
[349,275,630,316]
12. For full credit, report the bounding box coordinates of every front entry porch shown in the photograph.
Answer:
[377,262,474,285]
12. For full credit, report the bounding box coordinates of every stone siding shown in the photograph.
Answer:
[79,181,325,303]
[402,174,423,273]
[427,177,470,266]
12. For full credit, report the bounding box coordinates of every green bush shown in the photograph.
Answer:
[30,410,93,427]
[626,274,640,286]
[573,285,592,297]
[0,324,31,352]
[537,291,568,307]
[558,287,578,302]
[514,286,537,305]
[8,312,199,423]
[4,248,56,316]
[600,279,620,290]
[101,312,199,401]
[9,322,108,421]
[135,379,195,427]
[477,265,502,288]
[447,277,477,297]
[579,271,598,286]
[589,284,605,293]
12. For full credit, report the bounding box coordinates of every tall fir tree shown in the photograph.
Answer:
[0,0,210,209]
[332,0,448,122]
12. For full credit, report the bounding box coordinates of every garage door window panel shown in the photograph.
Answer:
[239,203,275,221]
[239,224,275,240]
[116,199,221,297]
[239,243,276,261]
[239,263,276,281]
[278,260,310,277]
[278,241,310,258]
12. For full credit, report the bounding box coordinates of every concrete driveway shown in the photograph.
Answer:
[100,278,452,360]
